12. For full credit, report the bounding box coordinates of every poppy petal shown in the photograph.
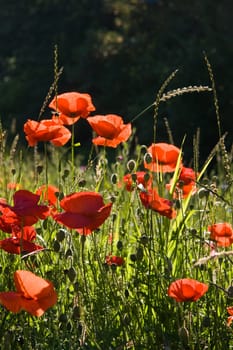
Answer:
[0,292,24,313]
[14,270,56,300]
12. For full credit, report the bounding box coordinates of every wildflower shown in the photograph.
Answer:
[36,184,59,213]
[105,255,125,266]
[144,143,182,172]
[54,191,112,234]
[0,226,43,255]
[87,114,132,148]
[227,306,233,326]
[123,172,152,192]
[24,117,71,147]
[49,92,96,125]
[168,278,208,302]
[208,223,233,247]
[139,188,176,219]
[0,270,57,317]
[0,190,50,227]
[167,166,197,198]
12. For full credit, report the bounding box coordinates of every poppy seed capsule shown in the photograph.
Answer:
[127,159,136,172]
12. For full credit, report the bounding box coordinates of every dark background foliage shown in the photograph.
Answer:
[0,0,232,164]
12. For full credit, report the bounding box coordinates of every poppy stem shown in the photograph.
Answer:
[71,124,75,181]
[42,142,49,186]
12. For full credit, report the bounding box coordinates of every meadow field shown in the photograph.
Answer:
[0,57,232,350]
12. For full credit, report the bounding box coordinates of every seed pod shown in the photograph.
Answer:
[136,247,144,261]
[140,234,149,245]
[65,248,73,258]
[56,229,66,242]
[111,173,118,185]
[127,159,136,172]
[53,240,61,252]
[228,286,233,298]
[36,165,43,174]
[67,267,76,282]
[130,254,137,262]
[144,152,152,164]
[72,306,81,320]
[117,240,123,250]
[179,326,189,346]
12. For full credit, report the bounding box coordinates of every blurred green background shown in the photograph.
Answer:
[0,0,232,164]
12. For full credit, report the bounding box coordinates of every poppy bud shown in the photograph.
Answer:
[198,188,209,198]
[127,159,136,172]
[59,313,68,323]
[179,326,189,346]
[37,165,43,174]
[130,254,137,262]
[63,169,70,178]
[144,152,152,164]
[78,179,86,187]
[56,229,66,242]
[117,240,123,250]
[67,267,76,282]
[72,306,81,320]
[143,172,151,182]
[65,248,73,258]
[111,173,118,184]
[53,240,61,252]
[136,247,144,261]
[140,234,149,245]
[228,286,233,298]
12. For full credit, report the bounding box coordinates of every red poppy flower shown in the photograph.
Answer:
[54,192,112,234]
[87,114,132,148]
[168,278,208,302]
[227,306,233,326]
[0,226,43,255]
[166,167,197,199]
[0,206,21,233]
[0,190,50,227]
[123,172,152,192]
[36,185,59,208]
[0,270,57,317]
[144,143,182,172]
[49,92,96,125]
[140,188,176,219]
[208,223,233,247]
[24,117,71,147]
[105,255,125,266]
